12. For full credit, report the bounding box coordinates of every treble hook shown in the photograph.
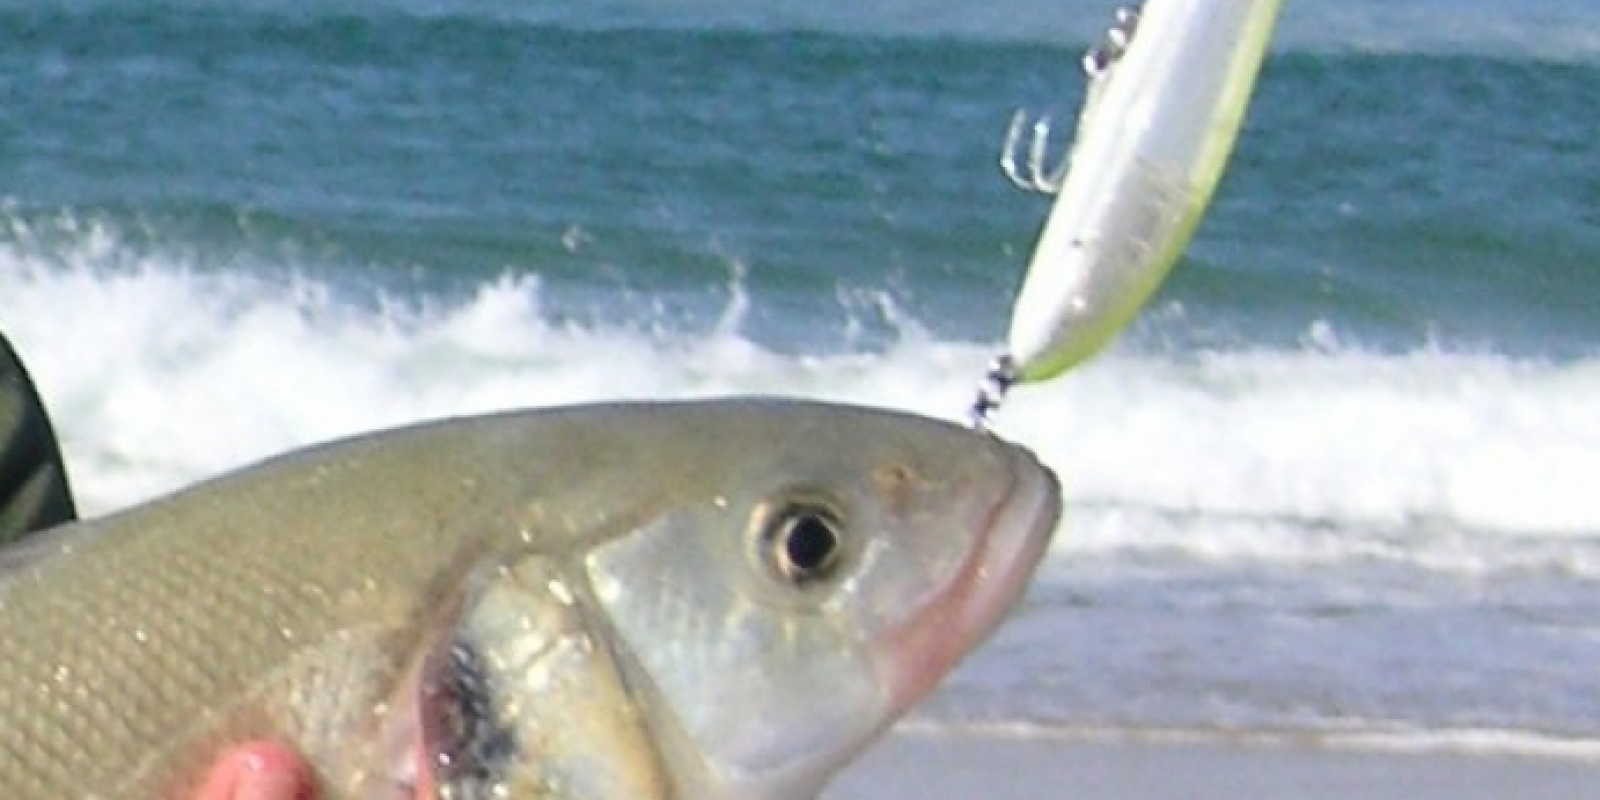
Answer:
[999,5,1143,196]
[999,110,1069,195]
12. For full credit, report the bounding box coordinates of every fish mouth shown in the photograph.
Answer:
[881,441,1062,710]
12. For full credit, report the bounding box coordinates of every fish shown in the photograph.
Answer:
[1004,0,1285,382]
[0,398,1061,800]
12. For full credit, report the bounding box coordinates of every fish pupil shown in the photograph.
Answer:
[778,509,841,581]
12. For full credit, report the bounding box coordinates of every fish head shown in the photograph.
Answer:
[572,402,1062,799]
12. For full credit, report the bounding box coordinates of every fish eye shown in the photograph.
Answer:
[761,501,846,586]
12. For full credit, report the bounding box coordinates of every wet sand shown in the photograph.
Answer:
[825,730,1600,800]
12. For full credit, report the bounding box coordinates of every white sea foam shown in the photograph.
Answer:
[896,719,1600,761]
[5,258,1600,577]
[1005,347,1600,537]
[2,257,991,510]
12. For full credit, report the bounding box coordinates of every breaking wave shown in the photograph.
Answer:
[6,247,1599,581]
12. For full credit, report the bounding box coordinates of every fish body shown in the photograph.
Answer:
[0,399,1060,800]
[1007,0,1285,382]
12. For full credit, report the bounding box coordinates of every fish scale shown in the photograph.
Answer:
[0,434,486,798]
[2,514,307,796]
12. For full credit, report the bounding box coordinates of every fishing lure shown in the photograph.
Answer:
[972,0,1284,428]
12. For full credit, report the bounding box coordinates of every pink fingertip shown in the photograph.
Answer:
[192,742,314,800]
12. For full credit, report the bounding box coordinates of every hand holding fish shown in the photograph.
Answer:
[190,743,312,800]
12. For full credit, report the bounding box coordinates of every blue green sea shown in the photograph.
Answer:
[4,0,1599,758]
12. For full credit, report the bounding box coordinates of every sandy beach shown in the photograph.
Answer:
[826,729,1600,800]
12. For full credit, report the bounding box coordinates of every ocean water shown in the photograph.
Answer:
[5,0,1600,757]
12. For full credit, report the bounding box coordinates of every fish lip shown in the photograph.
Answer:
[880,439,1062,710]
[963,440,1062,646]
[999,443,1062,579]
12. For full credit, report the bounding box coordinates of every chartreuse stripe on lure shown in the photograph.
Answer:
[1007,0,1286,383]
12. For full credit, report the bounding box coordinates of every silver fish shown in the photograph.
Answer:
[0,399,1060,800]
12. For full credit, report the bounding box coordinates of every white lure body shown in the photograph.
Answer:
[1006,0,1285,382]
